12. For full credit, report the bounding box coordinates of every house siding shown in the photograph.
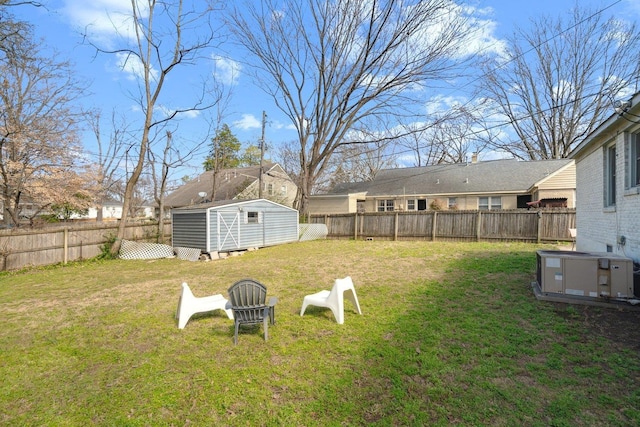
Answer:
[574,127,640,262]
[536,163,576,207]
[363,194,521,211]
[540,163,576,189]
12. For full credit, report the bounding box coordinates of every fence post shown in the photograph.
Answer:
[431,211,437,241]
[354,213,358,240]
[63,227,68,265]
[476,211,482,241]
[537,210,542,243]
[394,211,399,241]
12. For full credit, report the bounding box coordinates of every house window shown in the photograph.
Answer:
[605,144,616,207]
[407,199,415,211]
[377,199,394,212]
[479,197,489,210]
[267,183,274,196]
[448,197,457,209]
[491,197,502,210]
[280,185,287,196]
[478,196,501,210]
[626,132,640,188]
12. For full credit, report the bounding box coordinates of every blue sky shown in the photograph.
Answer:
[11,0,640,177]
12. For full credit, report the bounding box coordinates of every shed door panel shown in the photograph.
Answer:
[217,211,241,250]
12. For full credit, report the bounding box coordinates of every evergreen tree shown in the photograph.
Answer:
[203,124,241,171]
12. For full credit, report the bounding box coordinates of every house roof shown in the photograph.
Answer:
[172,198,297,212]
[164,163,278,208]
[326,158,574,197]
[570,90,640,158]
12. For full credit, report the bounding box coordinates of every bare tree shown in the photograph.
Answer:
[480,5,640,160]
[328,139,397,189]
[227,0,476,214]
[147,129,202,242]
[89,110,133,222]
[273,140,302,187]
[0,18,87,227]
[429,106,492,164]
[88,0,224,254]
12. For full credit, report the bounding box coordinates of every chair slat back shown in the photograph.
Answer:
[228,279,267,308]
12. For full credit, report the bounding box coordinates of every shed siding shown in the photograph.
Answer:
[170,199,298,252]
[172,212,207,250]
[264,208,299,245]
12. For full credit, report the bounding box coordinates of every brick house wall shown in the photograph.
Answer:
[573,106,640,263]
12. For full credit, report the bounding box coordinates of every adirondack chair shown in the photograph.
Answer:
[227,279,278,344]
[569,228,577,250]
[300,276,362,324]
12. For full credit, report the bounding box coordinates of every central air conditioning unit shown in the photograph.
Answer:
[536,250,635,300]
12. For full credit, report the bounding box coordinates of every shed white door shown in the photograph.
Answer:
[217,211,241,250]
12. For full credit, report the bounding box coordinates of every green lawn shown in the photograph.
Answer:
[1,240,638,426]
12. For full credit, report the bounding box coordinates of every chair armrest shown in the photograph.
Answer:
[267,297,277,325]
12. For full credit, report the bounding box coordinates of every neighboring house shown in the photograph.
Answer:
[80,200,155,220]
[570,91,640,262]
[1,197,155,223]
[309,157,575,214]
[164,163,297,209]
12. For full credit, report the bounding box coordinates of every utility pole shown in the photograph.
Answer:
[259,110,266,198]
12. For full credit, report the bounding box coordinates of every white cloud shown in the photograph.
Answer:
[424,95,466,115]
[179,110,201,119]
[233,114,261,130]
[481,149,514,161]
[115,52,158,82]
[211,55,242,86]
[61,0,147,47]
[154,104,201,120]
[455,5,507,58]
[270,120,296,131]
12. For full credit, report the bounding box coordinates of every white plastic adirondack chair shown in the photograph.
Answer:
[569,228,577,250]
[300,276,362,324]
[176,282,233,329]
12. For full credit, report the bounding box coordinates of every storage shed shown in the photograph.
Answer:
[172,199,299,253]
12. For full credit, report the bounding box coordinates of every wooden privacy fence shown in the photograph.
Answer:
[0,221,171,271]
[0,210,575,271]
[309,209,576,243]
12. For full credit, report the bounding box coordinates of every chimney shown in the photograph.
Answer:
[471,153,478,163]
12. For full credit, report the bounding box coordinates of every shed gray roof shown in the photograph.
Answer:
[164,163,276,208]
[327,158,573,196]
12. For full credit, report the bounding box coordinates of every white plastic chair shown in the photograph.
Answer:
[176,282,233,329]
[569,228,577,250]
[300,276,362,324]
